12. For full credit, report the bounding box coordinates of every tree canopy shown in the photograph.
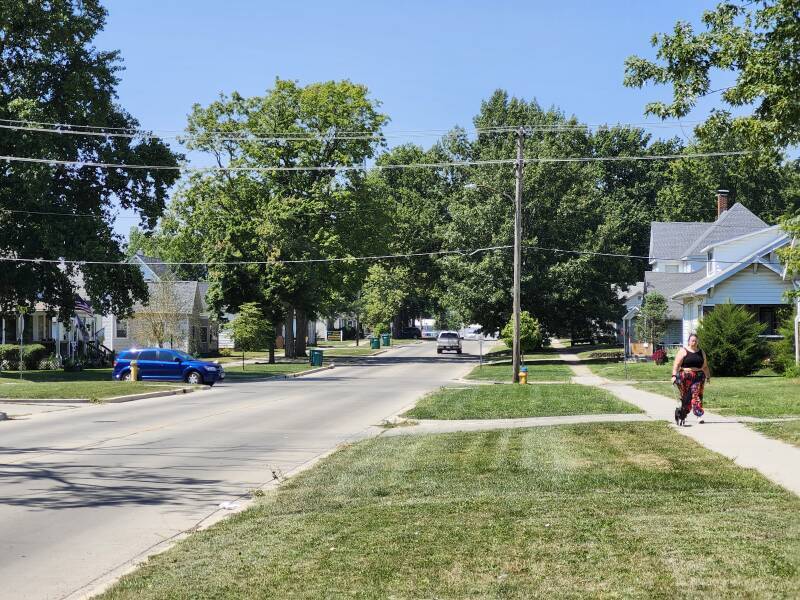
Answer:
[0,0,181,322]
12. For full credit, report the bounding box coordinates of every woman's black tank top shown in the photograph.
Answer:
[681,348,704,369]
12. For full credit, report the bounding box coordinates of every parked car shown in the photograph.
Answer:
[437,331,462,354]
[421,328,439,340]
[112,348,225,386]
[399,326,422,339]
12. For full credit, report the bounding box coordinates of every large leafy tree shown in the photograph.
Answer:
[0,0,180,322]
[440,90,672,337]
[624,0,800,148]
[173,79,388,357]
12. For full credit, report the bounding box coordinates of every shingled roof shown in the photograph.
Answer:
[648,203,767,263]
[643,271,707,320]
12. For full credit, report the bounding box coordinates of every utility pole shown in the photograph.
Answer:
[512,127,525,383]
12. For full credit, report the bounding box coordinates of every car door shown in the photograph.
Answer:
[136,349,159,379]
[158,350,183,380]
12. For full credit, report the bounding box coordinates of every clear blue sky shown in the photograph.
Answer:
[97,0,727,236]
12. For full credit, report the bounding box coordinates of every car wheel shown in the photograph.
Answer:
[437,349,442,354]
[186,371,203,385]
[457,350,462,354]
[121,371,132,381]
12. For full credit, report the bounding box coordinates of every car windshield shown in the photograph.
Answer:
[440,333,458,339]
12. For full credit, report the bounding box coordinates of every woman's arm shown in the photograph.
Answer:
[671,348,685,384]
[702,351,711,383]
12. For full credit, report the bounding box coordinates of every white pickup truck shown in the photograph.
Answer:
[436,331,462,354]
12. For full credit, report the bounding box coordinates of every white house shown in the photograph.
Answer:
[627,190,798,352]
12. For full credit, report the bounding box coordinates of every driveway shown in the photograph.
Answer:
[0,341,482,600]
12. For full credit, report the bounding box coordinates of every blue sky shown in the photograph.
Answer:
[97,0,727,236]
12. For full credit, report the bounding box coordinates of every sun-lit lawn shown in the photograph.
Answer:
[100,422,800,599]
[0,368,189,399]
[222,362,313,380]
[467,362,573,382]
[0,368,113,382]
[635,377,800,418]
[749,420,800,448]
[588,360,672,381]
[404,383,640,419]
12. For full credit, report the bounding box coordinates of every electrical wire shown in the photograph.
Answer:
[0,150,750,173]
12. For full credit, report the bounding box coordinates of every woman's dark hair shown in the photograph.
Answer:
[688,332,699,342]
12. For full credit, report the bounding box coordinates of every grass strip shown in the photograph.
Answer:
[100,422,800,599]
[0,381,184,400]
[634,378,800,418]
[749,421,800,448]
[467,362,573,382]
[405,383,641,419]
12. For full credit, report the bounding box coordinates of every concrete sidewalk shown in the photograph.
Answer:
[552,341,800,496]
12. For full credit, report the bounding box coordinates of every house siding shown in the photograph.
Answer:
[705,268,793,306]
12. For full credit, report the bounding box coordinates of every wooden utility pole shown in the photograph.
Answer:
[512,127,525,383]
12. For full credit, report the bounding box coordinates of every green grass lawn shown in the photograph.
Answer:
[321,347,381,357]
[749,420,800,448]
[99,422,800,599]
[222,362,313,380]
[486,346,563,361]
[574,344,624,359]
[467,362,573,382]
[635,377,800,418]
[588,361,673,381]
[404,383,641,419]
[0,368,188,400]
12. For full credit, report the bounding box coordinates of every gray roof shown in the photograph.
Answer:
[134,251,172,280]
[616,282,644,300]
[643,271,706,319]
[649,222,712,262]
[648,203,767,262]
[680,203,767,257]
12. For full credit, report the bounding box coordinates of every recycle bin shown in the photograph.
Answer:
[370,337,380,350]
[380,333,391,347]
[309,349,324,367]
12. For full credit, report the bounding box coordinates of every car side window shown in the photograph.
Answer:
[157,350,175,362]
[138,350,158,361]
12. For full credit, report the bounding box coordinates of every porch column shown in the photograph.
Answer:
[795,299,799,366]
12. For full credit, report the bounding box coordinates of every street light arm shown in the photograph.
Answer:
[464,182,515,204]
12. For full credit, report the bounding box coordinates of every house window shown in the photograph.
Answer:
[200,327,208,343]
[34,315,47,340]
[758,307,777,335]
[191,326,197,340]
[116,319,128,338]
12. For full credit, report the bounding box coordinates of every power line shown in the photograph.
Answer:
[0,243,787,268]
[0,150,750,173]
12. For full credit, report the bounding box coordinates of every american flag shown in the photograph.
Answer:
[74,296,94,317]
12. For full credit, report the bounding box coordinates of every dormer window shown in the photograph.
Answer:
[707,251,713,275]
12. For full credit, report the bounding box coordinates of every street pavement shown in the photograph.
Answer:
[0,341,484,600]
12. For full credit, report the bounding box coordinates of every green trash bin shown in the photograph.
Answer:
[380,333,391,347]
[309,349,323,367]
[370,337,380,350]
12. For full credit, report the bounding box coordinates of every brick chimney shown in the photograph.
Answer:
[716,189,730,219]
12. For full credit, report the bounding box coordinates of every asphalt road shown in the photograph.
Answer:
[0,341,485,600]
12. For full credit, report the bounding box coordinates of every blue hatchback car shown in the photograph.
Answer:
[112,348,225,386]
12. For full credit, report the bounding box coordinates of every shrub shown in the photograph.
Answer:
[652,348,668,365]
[21,344,48,369]
[697,303,767,376]
[0,344,20,369]
[769,313,797,376]
[501,311,544,353]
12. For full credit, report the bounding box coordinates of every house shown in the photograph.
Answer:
[103,252,219,355]
[624,190,799,353]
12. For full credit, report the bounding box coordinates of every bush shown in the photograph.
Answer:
[0,343,49,369]
[697,303,767,376]
[501,311,543,353]
[769,313,797,376]
[652,348,668,365]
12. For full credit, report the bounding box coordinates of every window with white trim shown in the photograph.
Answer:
[116,319,128,338]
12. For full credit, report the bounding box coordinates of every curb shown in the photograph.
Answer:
[0,386,203,405]
[289,364,335,378]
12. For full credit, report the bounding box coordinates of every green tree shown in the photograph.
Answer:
[624,0,800,148]
[697,303,767,376]
[228,303,274,370]
[635,292,669,348]
[769,309,798,376]
[361,264,411,336]
[126,210,207,281]
[500,311,543,353]
[0,0,181,323]
[172,79,388,357]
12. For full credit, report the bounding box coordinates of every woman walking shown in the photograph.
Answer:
[671,333,710,426]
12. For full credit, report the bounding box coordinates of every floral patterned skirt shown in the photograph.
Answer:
[677,370,705,417]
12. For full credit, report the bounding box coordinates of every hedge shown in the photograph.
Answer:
[0,343,49,369]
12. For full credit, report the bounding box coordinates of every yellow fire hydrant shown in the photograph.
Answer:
[519,366,528,385]
[130,359,139,381]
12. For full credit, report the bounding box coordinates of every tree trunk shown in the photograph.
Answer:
[268,321,276,364]
[355,313,360,347]
[295,308,307,357]
[284,306,295,359]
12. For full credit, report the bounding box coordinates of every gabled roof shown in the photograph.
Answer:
[698,224,781,253]
[139,280,199,313]
[648,203,769,263]
[649,222,712,263]
[680,203,767,258]
[131,251,172,281]
[672,234,791,299]
[616,282,644,300]
[644,271,707,319]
